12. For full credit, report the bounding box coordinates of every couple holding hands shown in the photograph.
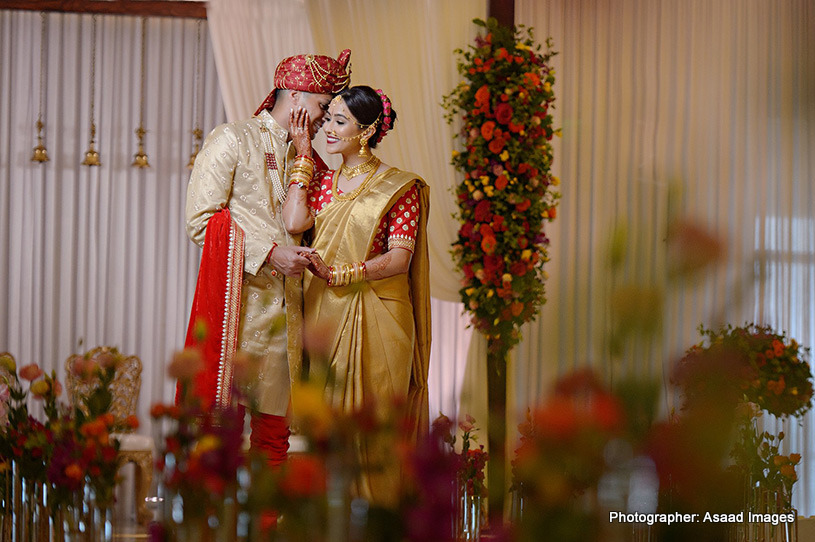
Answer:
[183,48,430,504]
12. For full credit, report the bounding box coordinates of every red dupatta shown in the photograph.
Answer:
[179,208,244,410]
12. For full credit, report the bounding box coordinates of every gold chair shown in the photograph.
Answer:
[64,346,154,525]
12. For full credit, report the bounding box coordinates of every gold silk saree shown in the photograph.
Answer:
[303,167,431,504]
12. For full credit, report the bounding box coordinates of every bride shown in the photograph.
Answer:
[282,85,431,505]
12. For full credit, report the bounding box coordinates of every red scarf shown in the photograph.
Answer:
[179,209,244,410]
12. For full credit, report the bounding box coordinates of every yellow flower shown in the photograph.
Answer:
[555,128,562,137]
[480,175,490,186]
[500,150,509,161]
[521,249,532,260]
[0,354,16,373]
[193,434,221,456]
[484,186,495,198]
[452,150,460,159]
[30,380,50,397]
[551,176,560,186]
[465,287,475,296]
[543,82,551,92]
[502,273,513,283]
[291,381,332,438]
[486,289,494,298]
[516,43,531,51]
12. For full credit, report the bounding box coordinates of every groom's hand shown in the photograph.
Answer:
[269,245,315,277]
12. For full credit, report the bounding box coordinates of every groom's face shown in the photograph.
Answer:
[294,91,332,139]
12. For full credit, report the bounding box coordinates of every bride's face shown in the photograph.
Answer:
[322,98,365,155]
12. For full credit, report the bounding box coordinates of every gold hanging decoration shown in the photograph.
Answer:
[188,19,204,169]
[31,12,49,163]
[82,15,101,166]
[132,18,150,168]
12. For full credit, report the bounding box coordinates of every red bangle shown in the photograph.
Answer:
[267,242,278,263]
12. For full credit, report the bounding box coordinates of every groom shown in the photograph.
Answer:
[183,49,351,466]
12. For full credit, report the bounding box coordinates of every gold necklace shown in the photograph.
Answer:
[334,164,380,201]
[340,156,380,180]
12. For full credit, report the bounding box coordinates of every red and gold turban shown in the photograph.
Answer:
[254,49,352,116]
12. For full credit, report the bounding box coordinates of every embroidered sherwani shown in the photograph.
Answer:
[186,110,302,416]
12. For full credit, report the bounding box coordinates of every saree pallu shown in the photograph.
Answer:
[304,168,431,505]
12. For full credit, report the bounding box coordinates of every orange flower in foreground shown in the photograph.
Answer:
[280,455,327,498]
[19,364,44,381]
[65,463,84,481]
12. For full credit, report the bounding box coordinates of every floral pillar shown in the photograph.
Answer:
[443,17,559,522]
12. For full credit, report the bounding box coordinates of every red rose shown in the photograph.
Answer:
[488,138,505,154]
[516,199,531,212]
[510,261,528,276]
[495,175,508,190]
[495,103,513,125]
[474,200,492,222]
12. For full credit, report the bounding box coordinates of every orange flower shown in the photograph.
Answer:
[767,376,786,395]
[548,207,557,219]
[523,72,541,87]
[496,47,509,61]
[495,175,508,190]
[474,85,490,106]
[511,301,524,317]
[481,121,496,141]
[772,340,784,357]
[780,464,797,481]
[488,138,505,154]
[19,364,44,381]
[65,463,84,481]
[481,236,497,255]
[790,453,802,464]
[125,415,140,430]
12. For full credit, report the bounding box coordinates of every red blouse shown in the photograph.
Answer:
[308,170,419,254]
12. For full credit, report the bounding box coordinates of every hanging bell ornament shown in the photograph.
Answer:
[31,119,49,162]
[82,144,101,166]
[132,126,150,168]
[82,123,101,166]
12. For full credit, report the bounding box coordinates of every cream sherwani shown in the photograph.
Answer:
[186,110,302,416]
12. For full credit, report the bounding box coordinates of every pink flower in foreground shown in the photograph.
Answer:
[19,364,44,381]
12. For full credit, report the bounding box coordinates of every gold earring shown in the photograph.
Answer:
[358,137,369,157]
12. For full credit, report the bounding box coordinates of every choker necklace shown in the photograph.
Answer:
[341,155,381,180]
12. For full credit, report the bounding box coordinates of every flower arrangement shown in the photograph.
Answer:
[731,406,800,509]
[432,414,488,499]
[678,323,813,418]
[150,347,246,535]
[442,17,560,358]
[509,370,624,541]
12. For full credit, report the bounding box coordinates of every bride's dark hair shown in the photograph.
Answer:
[336,85,397,148]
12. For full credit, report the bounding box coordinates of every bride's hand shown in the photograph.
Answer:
[290,107,313,157]
[307,252,331,281]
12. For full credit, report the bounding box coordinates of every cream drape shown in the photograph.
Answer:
[0,10,225,433]
[206,0,316,122]
[516,0,815,515]
[303,0,488,428]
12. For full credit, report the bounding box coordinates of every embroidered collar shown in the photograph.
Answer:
[257,109,289,144]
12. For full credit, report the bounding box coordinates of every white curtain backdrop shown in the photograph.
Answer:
[0,10,225,433]
[516,0,815,515]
